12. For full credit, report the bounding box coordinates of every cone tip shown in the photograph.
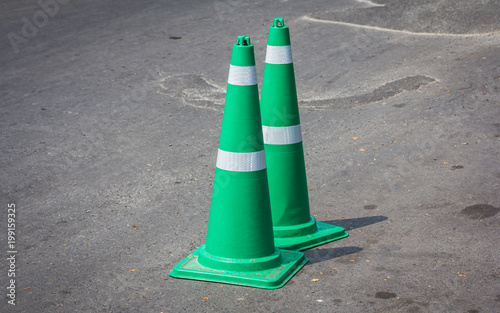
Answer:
[271,18,288,29]
[235,35,252,46]
[231,35,255,66]
[267,18,291,46]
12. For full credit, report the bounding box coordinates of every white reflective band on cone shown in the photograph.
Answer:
[227,65,257,86]
[265,45,293,64]
[216,149,266,172]
[262,124,302,145]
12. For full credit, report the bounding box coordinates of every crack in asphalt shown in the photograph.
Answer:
[300,75,436,108]
[305,0,500,36]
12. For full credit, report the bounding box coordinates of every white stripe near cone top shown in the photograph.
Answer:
[262,124,302,145]
[216,149,266,172]
[227,65,257,86]
[265,45,293,64]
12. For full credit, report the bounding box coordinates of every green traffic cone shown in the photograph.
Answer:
[169,35,307,289]
[260,18,348,251]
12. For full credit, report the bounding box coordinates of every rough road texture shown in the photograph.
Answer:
[0,0,499,312]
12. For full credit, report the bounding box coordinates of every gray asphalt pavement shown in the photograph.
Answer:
[1,0,499,312]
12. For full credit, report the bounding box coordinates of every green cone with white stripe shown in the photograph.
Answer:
[261,19,348,251]
[169,35,307,289]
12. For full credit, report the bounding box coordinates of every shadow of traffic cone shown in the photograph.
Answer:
[260,18,348,251]
[169,35,307,289]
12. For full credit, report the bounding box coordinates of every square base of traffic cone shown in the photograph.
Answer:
[169,245,308,289]
[274,221,348,251]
